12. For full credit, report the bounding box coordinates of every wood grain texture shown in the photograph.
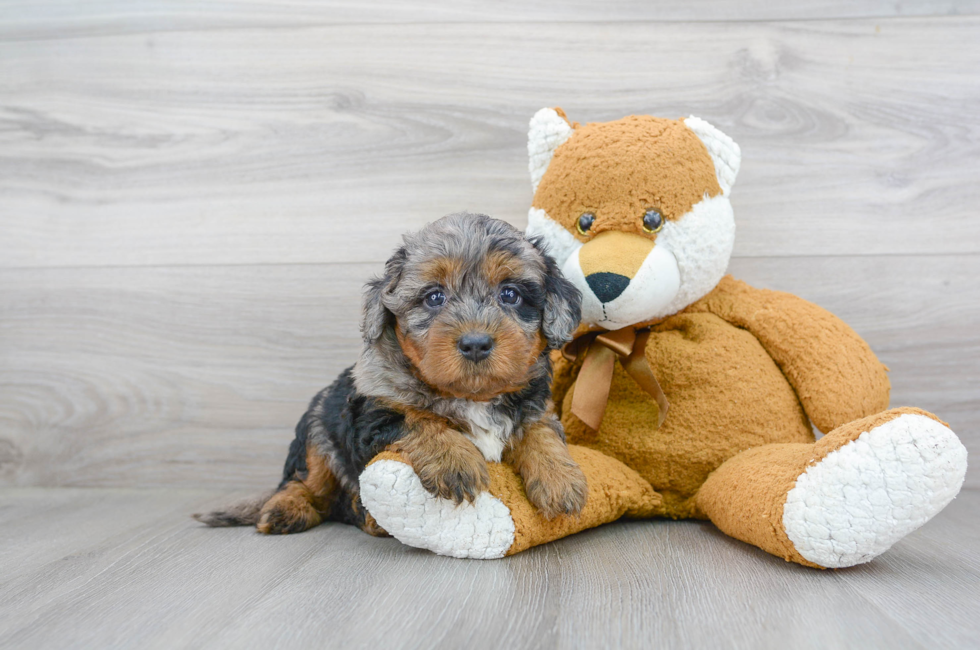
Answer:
[0,486,977,649]
[1,17,979,268]
[3,0,979,43]
[1,255,976,489]
[1,4,977,648]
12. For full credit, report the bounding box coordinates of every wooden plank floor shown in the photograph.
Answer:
[0,487,977,650]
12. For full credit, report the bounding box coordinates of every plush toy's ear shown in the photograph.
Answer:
[684,116,741,196]
[530,237,582,349]
[528,107,575,193]
[361,246,407,343]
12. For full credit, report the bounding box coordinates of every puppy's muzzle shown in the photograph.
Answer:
[457,332,494,362]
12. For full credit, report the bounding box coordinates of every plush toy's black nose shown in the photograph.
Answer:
[586,272,630,303]
[457,332,494,362]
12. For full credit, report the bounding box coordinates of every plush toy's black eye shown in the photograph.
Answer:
[577,212,596,235]
[424,290,446,308]
[499,286,521,305]
[642,209,664,233]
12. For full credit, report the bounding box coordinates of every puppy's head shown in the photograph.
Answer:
[362,212,580,400]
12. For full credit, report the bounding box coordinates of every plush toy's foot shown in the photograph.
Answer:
[782,411,966,568]
[360,455,517,558]
[699,407,967,569]
[359,445,661,559]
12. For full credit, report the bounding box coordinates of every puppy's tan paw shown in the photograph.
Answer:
[391,417,491,505]
[360,512,390,538]
[415,446,491,505]
[256,487,322,535]
[524,460,588,519]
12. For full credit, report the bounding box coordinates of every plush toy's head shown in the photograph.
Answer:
[525,108,741,330]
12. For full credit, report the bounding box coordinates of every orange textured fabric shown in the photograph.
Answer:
[499,445,661,555]
[551,276,892,518]
[559,301,814,517]
[367,446,660,556]
[533,115,721,241]
[696,407,940,567]
[693,275,891,433]
[696,442,820,566]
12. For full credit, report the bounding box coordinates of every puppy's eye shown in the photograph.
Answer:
[424,290,446,308]
[577,212,595,235]
[499,287,521,305]
[642,209,664,233]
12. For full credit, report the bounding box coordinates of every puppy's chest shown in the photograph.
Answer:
[455,401,516,462]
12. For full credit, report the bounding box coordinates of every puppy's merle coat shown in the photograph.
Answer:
[195,213,585,536]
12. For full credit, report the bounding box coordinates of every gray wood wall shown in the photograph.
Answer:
[2,1,978,490]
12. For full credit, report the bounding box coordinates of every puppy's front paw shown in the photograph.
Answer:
[524,460,588,519]
[391,420,491,505]
[414,445,491,505]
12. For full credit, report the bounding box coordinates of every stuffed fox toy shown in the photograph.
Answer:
[358,108,968,568]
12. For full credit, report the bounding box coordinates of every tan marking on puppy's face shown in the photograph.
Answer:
[481,250,524,286]
[418,256,467,292]
[420,250,527,294]
[532,115,721,242]
[396,249,551,400]
[397,311,545,401]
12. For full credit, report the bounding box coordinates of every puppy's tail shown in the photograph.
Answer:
[192,489,276,527]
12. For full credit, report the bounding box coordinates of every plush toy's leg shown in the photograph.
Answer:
[359,444,660,559]
[697,407,967,568]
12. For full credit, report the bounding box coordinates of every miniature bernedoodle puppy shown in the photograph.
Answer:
[195,212,586,537]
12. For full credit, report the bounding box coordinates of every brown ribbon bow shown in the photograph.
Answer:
[563,327,669,432]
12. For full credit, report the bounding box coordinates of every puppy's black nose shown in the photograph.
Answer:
[457,332,494,362]
[586,272,630,303]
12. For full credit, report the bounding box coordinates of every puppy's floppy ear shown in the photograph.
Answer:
[530,237,581,349]
[361,246,407,344]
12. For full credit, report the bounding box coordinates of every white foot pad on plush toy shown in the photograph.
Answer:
[359,459,515,559]
[783,414,967,568]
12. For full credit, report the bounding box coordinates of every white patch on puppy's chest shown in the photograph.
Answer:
[459,401,513,462]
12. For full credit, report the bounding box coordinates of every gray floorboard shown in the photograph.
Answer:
[0,487,977,649]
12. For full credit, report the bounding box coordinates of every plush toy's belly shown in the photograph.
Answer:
[560,312,813,518]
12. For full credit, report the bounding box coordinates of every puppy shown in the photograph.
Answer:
[195,212,586,537]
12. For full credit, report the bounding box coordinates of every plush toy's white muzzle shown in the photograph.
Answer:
[526,193,736,329]
[562,244,680,330]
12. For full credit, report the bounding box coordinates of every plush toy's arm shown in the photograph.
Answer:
[359,445,661,559]
[694,275,890,433]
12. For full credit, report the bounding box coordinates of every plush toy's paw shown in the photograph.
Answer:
[359,456,516,559]
[524,460,588,519]
[782,413,967,568]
